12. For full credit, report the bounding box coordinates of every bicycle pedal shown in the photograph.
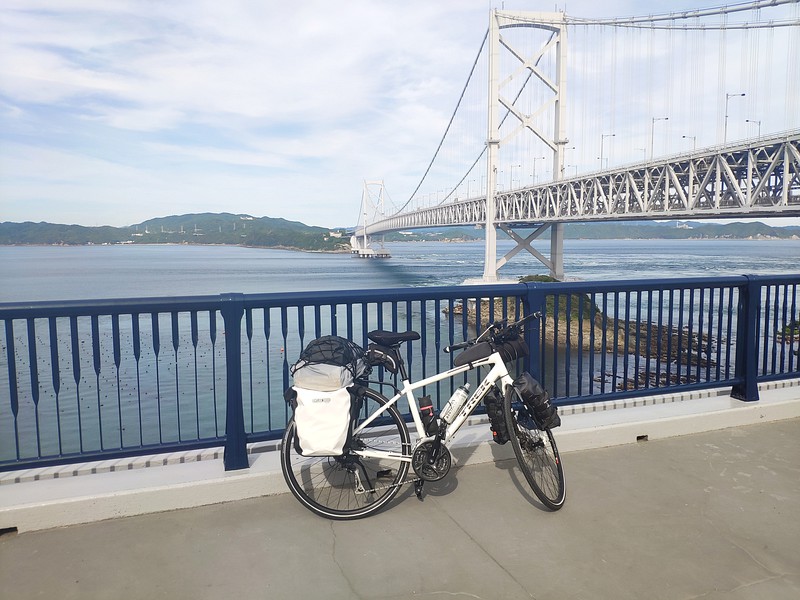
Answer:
[414,480,425,500]
[376,469,393,479]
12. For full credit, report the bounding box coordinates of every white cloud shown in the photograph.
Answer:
[0,0,798,228]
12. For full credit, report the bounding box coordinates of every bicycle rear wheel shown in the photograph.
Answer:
[281,387,411,520]
[503,385,566,510]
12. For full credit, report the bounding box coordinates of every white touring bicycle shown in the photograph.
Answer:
[280,312,566,520]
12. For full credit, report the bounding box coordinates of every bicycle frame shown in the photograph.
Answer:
[352,351,515,462]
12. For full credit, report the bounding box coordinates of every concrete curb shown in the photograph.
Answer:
[2,379,798,533]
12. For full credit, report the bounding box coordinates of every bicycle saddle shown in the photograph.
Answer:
[367,330,420,347]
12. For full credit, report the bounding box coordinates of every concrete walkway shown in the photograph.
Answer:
[2,417,799,600]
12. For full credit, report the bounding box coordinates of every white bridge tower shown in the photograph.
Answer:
[350,180,391,258]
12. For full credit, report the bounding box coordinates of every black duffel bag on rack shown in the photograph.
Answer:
[513,372,561,430]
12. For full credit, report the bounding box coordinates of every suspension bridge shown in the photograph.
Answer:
[352,0,800,280]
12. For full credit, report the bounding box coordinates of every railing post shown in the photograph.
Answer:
[220,293,249,470]
[731,276,760,402]
[523,282,546,383]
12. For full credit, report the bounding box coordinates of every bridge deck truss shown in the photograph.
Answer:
[363,132,800,236]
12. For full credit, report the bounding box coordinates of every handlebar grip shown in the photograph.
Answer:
[444,341,471,353]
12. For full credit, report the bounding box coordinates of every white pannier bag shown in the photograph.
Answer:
[292,386,353,456]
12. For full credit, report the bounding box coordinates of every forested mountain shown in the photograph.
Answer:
[0,213,349,251]
[1,214,798,248]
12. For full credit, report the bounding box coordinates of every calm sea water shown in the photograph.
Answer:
[0,239,798,302]
[2,239,798,462]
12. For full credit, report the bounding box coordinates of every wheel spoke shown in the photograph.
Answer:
[504,385,566,510]
[281,388,410,519]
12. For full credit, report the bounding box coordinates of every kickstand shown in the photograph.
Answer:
[414,480,425,501]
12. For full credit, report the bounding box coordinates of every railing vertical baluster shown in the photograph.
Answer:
[779,284,789,373]
[724,288,735,380]
[732,276,760,401]
[405,300,413,380]
[611,292,619,393]
[715,287,725,381]
[434,298,442,403]
[705,287,716,381]
[280,306,290,394]
[345,303,353,341]
[687,288,695,385]
[26,318,41,457]
[697,287,706,384]
[761,284,772,376]
[313,305,321,339]
[656,289,664,387]
[220,293,248,471]
[151,313,162,443]
[209,310,219,437]
[666,290,674,385]
[622,292,631,391]
[132,314,143,445]
[789,284,798,372]
[461,296,469,388]
[245,308,254,433]
[588,292,596,395]
[112,314,123,448]
[553,293,561,398]
[644,290,652,389]
[420,300,428,394]
[5,320,20,459]
[90,315,103,449]
[190,311,200,439]
[564,293,572,397]
[360,303,369,349]
[677,290,685,384]
[577,291,584,396]
[48,317,63,454]
[69,316,83,452]
[171,311,181,441]
[771,284,781,375]
[446,298,455,402]
[330,304,338,335]
[600,292,608,395]
[262,308,274,429]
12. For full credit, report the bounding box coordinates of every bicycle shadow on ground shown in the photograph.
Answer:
[487,443,551,512]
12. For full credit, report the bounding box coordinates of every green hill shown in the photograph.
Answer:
[1,215,798,248]
[0,213,350,252]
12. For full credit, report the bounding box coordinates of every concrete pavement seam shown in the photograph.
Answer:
[431,495,538,600]
[329,520,364,600]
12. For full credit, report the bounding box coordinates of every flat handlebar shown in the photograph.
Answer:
[444,311,542,353]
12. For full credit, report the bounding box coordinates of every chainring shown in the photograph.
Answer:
[411,441,452,482]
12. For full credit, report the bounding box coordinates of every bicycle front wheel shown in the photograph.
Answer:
[503,385,566,510]
[281,387,411,520]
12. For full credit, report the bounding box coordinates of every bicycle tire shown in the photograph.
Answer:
[281,387,411,520]
[503,384,566,510]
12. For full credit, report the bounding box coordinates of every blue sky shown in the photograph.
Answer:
[1,0,798,228]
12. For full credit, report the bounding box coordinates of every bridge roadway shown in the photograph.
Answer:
[362,130,800,237]
[2,381,799,599]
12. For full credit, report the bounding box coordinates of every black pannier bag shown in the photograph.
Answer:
[513,372,561,429]
[290,335,368,391]
[483,388,510,444]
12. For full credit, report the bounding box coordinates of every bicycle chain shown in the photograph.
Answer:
[352,438,421,494]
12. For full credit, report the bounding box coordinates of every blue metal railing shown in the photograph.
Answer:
[1,275,798,471]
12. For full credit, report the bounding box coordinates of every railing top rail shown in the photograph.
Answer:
[0,294,223,319]
[2,275,798,320]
